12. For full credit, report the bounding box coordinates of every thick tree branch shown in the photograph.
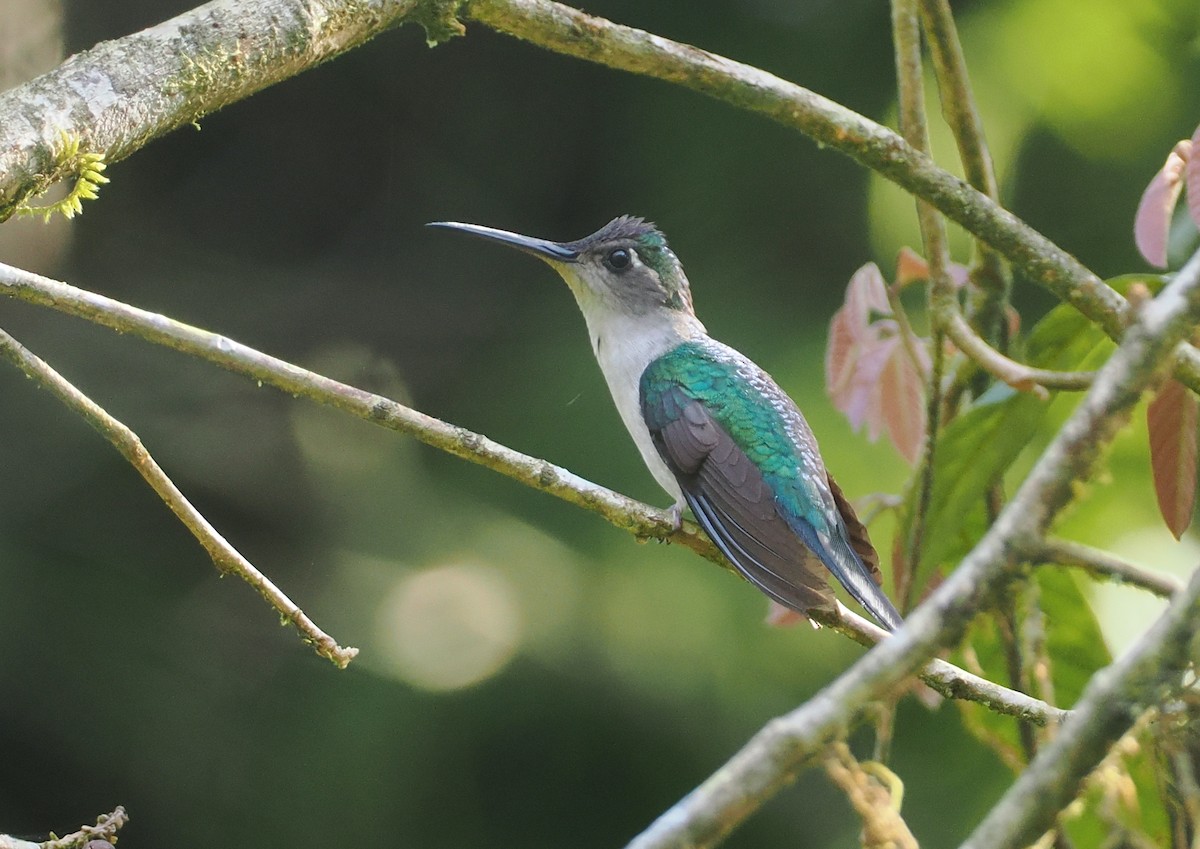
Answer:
[0,260,1063,724]
[622,246,1200,849]
[463,0,1200,393]
[2,0,1197,388]
[0,0,429,216]
[0,325,357,667]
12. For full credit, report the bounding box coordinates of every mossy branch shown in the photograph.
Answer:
[13,131,109,222]
[0,806,128,849]
[0,0,428,217]
[1,0,1198,388]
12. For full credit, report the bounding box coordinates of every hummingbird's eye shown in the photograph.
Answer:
[603,248,632,272]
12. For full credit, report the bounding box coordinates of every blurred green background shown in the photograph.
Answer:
[1,0,1199,846]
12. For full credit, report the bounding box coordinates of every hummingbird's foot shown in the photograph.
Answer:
[667,500,685,532]
[640,501,685,545]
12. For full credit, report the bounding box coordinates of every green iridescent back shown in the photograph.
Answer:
[639,338,833,532]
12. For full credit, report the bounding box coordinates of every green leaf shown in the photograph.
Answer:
[953,568,1110,775]
[907,392,1044,594]
[1035,568,1109,707]
[900,273,1169,601]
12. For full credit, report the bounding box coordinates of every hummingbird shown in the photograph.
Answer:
[429,216,904,631]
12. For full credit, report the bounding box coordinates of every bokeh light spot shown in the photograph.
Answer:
[374,562,522,692]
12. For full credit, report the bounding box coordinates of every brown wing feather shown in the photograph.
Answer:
[825,473,882,586]
[657,400,837,615]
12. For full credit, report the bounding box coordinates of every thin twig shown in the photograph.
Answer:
[1021,579,1057,736]
[1026,538,1182,598]
[622,244,1200,849]
[916,0,998,209]
[893,0,1083,401]
[996,588,1038,762]
[899,336,943,611]
[0,262,707,553]
[0,326,357,668]
[822,604,1068,728]
[892,0,951,617]
[0,261,1065,725]
[944,311,1094,397]
[918,0,1012,346]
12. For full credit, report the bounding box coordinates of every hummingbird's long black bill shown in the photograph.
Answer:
[427,221,579,262]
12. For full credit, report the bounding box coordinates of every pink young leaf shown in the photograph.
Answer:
[1136,139,1191,268]
[895,247,970,291]
[826,261,929,461]
[1188,131,1200,233]
[825,307,859,401]
[1148,378,1199,540]
[826,262,893,426]
[859,333,902,441]
[878,338,929,464]
[894,247,929,289]
[833,331,900,435]
[845,262,892,321]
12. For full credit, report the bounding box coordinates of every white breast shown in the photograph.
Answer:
[581,309,707,504]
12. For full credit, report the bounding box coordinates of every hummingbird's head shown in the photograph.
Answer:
[428,216,695,318]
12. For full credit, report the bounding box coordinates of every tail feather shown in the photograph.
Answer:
[825,533,904,631]
[784,512,904,632]
[824,473,903,630]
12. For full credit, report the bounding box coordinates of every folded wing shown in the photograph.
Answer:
[644,383,902,630]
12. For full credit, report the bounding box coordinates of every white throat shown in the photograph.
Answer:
[578,306,708,501]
